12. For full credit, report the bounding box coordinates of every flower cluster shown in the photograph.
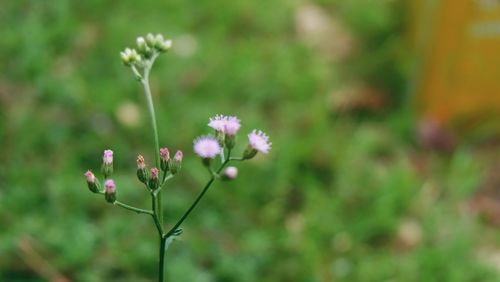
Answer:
[120,33,172,68]
[193,114,271,166]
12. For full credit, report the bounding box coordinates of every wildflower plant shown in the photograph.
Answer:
[84,33,271,282]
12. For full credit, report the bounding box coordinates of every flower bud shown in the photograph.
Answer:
[224,134,236,150]
[84,170,100,193]
[157,39,172,52]
[136,155,148,184]
[222,166,238,181]
[120,48,141,66]
[101,149,114,178]
[104,179,116,203]
[154,34,165,48]
[160,147,170,172]
[146,33,156,48]
[148,167,160,190]
[136,36,152,57]
[169,150,182,175]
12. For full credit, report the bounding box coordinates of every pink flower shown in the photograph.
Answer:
[105,179,116,193]
[103,149,113,165]
[223,166,238,180]
[150,167,159,179]
[208,115,227,132]
[224,116,241,136]
[84,170,96,184]
[174,150,183,161]
[160,148,170,161]
[137,155,146,169]
[193,136,221,159]
[248,130,271,154]
[208,115,241,135]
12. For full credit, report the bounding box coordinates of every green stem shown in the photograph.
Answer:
[159,236,167,282]
[113,201,153,215]
[140,53,165,231]
[151,193,164,236]
[165,151,232,237]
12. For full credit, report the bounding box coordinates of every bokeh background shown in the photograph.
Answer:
[2,0,500,281]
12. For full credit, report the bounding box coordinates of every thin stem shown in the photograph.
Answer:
[166,177,215,237]
[229,157,245,161]
[159,236,167,282]
[165,151,232,237]
[113,201,153,215]
[141,56,161,169]
[140,53,165,230]
[151,193,164,236]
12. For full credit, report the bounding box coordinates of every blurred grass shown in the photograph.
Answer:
[1,0,499,281]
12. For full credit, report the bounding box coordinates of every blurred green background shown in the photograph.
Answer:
[2,0,500,281]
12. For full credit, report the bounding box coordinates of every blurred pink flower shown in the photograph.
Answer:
[103,149,113,165]
[105,179,116,193]
[193,136,221,158]
[160,148,170,161]
[84,170,96,184]
[248,130,271,154]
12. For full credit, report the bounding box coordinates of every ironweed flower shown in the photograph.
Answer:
[208,115,227,132]
[193,136,221,159]
[104,179,116,203]
[244,130,272,159]
[84,170,99,193]
[84,32,272,282]
[149,167,160,190]
[102,149,114,178]
[136,155,148,184]
[160,147,170,171]
[169,150,183,175]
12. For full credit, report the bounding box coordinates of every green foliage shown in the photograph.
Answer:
[0,0,498,281]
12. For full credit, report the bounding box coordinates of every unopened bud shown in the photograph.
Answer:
[104,179,116,203]
[136,36,152,57]
[157,39,172,52]
[101,149,114,178]
[224,134,236,150]
[242,146,258,160]
[148,167,160,190]
[169,150,182,175]
[84,170,99,193]
[120,48,141,66]
[160,147,170,172]
[146,33,156,47]
[136,155,148,184]
[154,34,165,48]
[222,166,238,181]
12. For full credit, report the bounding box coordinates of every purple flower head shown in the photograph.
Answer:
[150,167,159,179]
[103,149,113,165]
[208,115,227,132]
[84,170,96,183]
[224,116,241,136]
[105,179,116,193]
[137,155,146,169]
[193,135,221,159]
[248,130,272,154]
[160,148,170,161]
[208,115,241,135]
[174,150,183,162]
[223,166,238,180]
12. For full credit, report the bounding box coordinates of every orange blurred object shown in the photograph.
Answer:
[412,0,500,132]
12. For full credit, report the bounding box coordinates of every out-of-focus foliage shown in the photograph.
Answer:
[1,1,498,281]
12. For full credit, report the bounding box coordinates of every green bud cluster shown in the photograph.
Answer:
[120,48,141,66]
[120,33,172,67]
